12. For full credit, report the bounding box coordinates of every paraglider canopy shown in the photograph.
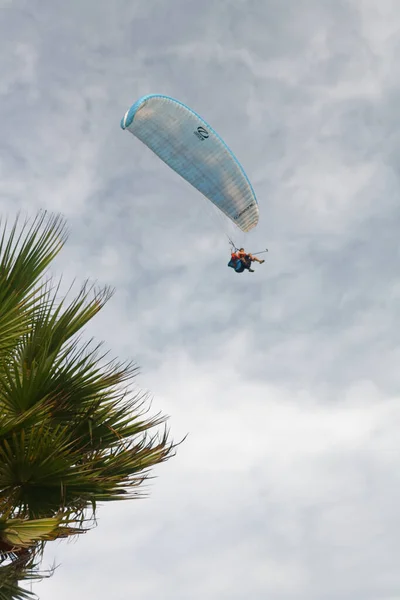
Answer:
[121,94,259,233]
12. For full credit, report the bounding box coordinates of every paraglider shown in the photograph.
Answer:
[121,94,266,274]
[228,248,266,274]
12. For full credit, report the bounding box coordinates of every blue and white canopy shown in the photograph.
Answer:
[121,94,259,233]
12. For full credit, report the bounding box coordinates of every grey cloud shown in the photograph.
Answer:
[1,1,400,599]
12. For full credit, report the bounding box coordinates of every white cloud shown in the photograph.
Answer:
[32,358,400,599]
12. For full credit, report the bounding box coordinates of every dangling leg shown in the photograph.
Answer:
[242,259,254,272]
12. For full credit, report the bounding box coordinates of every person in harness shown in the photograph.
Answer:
[228,248,265,273]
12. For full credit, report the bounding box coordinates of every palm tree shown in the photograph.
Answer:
[0,211,176,598]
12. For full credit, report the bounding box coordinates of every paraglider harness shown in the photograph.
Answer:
[227,240,268,273]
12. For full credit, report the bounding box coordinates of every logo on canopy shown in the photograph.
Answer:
[194,126,209,141]
[234,203,254,220]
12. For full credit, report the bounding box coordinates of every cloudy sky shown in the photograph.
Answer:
[2,0,400,598]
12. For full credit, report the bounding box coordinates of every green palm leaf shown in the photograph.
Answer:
[0,212,67,356]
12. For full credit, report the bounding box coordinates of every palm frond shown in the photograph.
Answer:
[0,562,37,600]
[0,556,54,600]
[0,516,85,553]
[0,212,67,356]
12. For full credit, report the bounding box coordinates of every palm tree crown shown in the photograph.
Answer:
[0,212,175,599]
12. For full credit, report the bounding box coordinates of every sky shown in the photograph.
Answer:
[1,0,400,598]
